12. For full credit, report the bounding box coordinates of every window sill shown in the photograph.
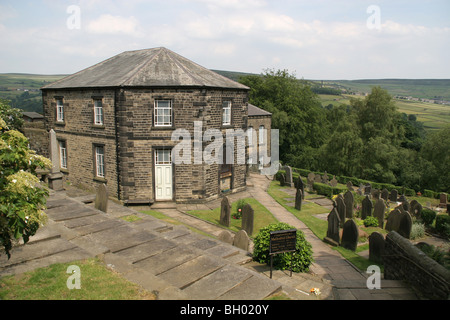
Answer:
[60,168,69,174]
[152,126,175,130]
[221,124,233,129]
[93,177,107,183]
[92,124,105,129]
[220,172,232,178]
[54,121,65,126]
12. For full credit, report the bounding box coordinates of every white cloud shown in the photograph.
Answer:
[86,14,142,36]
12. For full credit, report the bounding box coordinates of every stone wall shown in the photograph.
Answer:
[22,120,48,158]
[384,231,450,299]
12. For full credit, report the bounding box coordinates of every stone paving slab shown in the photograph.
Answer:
[182,264,253,300]
[114,237,177,263]
[217,274,282,300]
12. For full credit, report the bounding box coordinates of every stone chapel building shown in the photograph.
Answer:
[41,47,271,204]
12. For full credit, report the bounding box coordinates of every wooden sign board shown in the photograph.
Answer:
[270,229,297,255]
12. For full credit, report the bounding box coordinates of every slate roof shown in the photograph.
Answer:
[248,103,272,117]
[42,47,249,90]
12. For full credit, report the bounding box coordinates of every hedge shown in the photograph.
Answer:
[313,182,347,198]
[435,215,450,238]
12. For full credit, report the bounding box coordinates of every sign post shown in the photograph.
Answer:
[269,229,297,279]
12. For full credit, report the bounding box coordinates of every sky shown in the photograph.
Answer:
[0,0,449,79]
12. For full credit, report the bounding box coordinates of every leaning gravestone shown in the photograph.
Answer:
[369,232,385,264]
[241,203,254,236]
[94,183,108,213]
[409,200,422,218]
[385,207,402,233]
[324,208,340,246]
[336,195,346,227]
[220,196,231,227]
[295,188,302,211]
[373,198,386,229]
[233,230,250,251]
[389,189,398,202]
[344,190,354,219]
[341,219,359,251]
[295,176,305,199]
[361,195,373,219]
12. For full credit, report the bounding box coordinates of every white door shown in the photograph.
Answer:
[155,149,173,200]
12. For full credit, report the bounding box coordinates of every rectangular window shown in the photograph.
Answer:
[155,149,172,165]
[58,140,67,169]
[95,146,105,178]
[154,100,172,126]
[222,101,231,125]
[94,99,104,125]
[259,125,265,144]
[56,99,64,122]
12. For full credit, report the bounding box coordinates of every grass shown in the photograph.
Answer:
[187,198,278,237]
[0,258,156,300]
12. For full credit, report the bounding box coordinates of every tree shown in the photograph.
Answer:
[0,99,51,259]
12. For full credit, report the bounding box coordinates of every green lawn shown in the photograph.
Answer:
[187,198,278,237]
[0,258,156,300]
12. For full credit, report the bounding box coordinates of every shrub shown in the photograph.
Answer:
[363,216,379,227]
[423,189,436,198]
[435,215,450,239]
[313,182,346,198]
[233,199,246,219]
[410,223,425,240]
[252,222,313,273]
[421,208,437,226]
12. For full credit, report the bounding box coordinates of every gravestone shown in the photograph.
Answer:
[341,219,359,251]
[218,230,234,244]
[314,174,322,183]
[219,196,231,227]
[409,200,422,218]
[373,198,386,229]
[344,190,354,219]
[402,199,410,212]
[241,203,254,236]
[364,183,372,195]
[294,176,305,199]
[233,230,250,251]
[47,129,64,191]
[283,166,293,187]
[398,194,407,203]
[324,208,340,246]
[330,176,338,187]
[389,189,398,202]
[94,183,108,213]
[307,172,315,191]
[336,195,346,227]
[346,180,353,191]
[439,193,447,208]
[372,189,380,200]
[361,195,373,220]
[381,189,389,201]
[385,206,412,239]
[295,188,302,211]
[368,232,385,264]
[279,173,286,187]
[322,172,329,184]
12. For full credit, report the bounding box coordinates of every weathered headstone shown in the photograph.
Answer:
[385,206,412,239]
[330,176,338,187]
[241,203,254,236]
[409,200,422,218]
[364,183,372,195]
[220,196,231,227]
[368,232,385,264]
[322,172,329,184]
[398,210,412,239]
[346,180,353,191]
[47,129,64,191]
[233,230,250,251]
[402,199,410,212]
[314,174,322,183]
[218,230,234,244]
[344,190,354,219]
[94,183,108,213]
[279,173,286,187]
[295,176,305,199]
[398,194,406,203]
[307,172,315,191]
[336,195,346,227]
[372,189,380,200]
[389,189,398,202]
[341,219,359,251]
[385,207,402,233]
[361,195,373,220]
[381,188,389,201]
[439,193,447,208]
[295,188,302,211]
[373,198,386,229]
[284,166,293,187]
[324,208,340,246]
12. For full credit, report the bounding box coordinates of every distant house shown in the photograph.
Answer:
[41,47,273,204]
[22,111,44,123]
[21,111,48,158]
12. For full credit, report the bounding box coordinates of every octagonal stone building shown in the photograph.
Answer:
[41,47,252,204]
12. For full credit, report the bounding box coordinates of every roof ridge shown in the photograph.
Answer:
[119,47,163,86]
[164,48,206,86]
